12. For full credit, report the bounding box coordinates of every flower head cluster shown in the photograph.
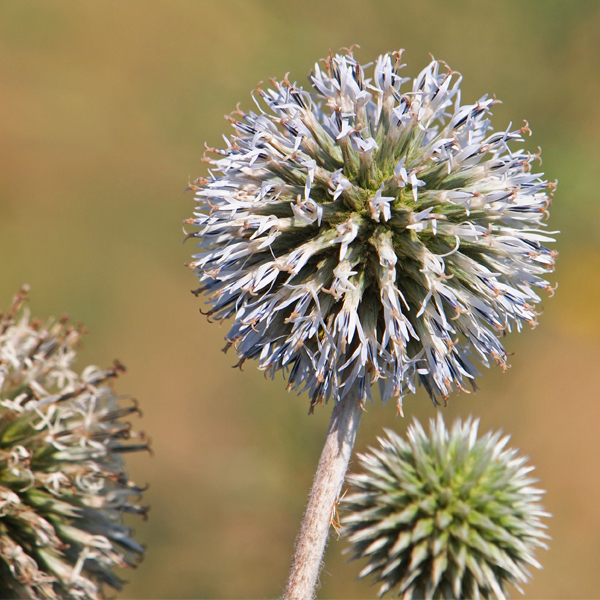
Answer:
[187,49,557,412]
[341,415,549,599]
[0,288,148,600]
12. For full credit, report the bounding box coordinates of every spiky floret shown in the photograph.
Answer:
[0,288,149,600]
[341,415,549,599]
[187,48,557,412]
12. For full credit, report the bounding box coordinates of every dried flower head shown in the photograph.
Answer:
[341,415,549,599]
[187,49,557,412]
[0,288,149,600]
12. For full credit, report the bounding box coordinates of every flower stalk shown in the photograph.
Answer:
[284,386,363,600]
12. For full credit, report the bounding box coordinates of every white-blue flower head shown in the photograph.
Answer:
[187,49,557,413]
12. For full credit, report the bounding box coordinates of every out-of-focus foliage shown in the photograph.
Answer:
[0,1,598,597]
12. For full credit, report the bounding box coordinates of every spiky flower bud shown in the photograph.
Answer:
[341,415,549,599]
[187,49,557,412]
[0,288,149,600]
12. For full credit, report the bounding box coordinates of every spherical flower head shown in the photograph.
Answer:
[0,288,149,600]
[187,48,557,412]
[341,415,549,599]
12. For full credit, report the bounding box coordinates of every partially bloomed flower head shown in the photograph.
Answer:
[341,415,549,599]
[187,48,557,412]
[0,288,148,600]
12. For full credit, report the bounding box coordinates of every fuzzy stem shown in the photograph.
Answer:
[283,387,363,600]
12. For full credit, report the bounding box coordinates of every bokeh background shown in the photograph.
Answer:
[1,1,599,597]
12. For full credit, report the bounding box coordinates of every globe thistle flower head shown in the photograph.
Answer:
[341,415,549,599]
[187,48,557,412]
[0,288,149,600]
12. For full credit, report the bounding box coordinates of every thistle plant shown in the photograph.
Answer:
[342,416,549,599]
[0,288,148,600]
[186,48,556,599]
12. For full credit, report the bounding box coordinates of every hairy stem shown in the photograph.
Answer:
[283,387,363,600]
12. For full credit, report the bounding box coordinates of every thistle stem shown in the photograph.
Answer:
[283,387,363,600]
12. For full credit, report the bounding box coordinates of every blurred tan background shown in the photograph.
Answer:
[1,1,599,597]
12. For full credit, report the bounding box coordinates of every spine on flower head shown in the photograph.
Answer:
[188,48,557,413]
[0,287,149,600]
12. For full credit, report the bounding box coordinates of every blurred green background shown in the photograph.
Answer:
[1,1,599,597]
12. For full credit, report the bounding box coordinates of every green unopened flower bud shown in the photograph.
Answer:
[0,288,149,600]
[341,415,549,599]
